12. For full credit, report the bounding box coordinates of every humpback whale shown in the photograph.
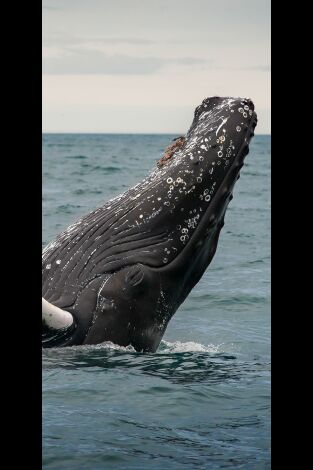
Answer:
[42,96,257,352]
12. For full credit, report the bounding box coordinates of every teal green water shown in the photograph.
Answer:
[42,134,271,469]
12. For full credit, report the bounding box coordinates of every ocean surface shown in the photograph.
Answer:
[42,134,271,469]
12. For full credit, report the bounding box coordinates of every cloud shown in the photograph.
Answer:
[43,34,154,47]
[42,5,60,10]
[215,65,271,72]
[247,65,271,71]
[43,50,209,75]
[42,0,270,132]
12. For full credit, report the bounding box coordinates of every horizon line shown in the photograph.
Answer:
[42,131,271,136]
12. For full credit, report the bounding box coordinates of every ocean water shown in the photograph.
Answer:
[42,134,271,469]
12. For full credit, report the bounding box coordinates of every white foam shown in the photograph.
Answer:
[159,340,221,354]
[69,341,136,353]
[43,340,224,355]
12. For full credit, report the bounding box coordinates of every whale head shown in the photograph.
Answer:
[42,96,257,351]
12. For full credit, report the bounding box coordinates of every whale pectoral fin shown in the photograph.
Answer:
[42,298,74,330]
[42,298,76,348]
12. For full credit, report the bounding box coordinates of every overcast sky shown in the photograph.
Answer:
[42,0,270,134]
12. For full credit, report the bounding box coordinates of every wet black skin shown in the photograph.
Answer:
[42,97,257,352]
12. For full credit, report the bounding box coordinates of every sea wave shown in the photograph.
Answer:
[42,339,223,356]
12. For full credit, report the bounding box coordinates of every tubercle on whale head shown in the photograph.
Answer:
[156,96,256,171]
[193,96,255,119]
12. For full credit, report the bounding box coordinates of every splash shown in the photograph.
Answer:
[159,340,222,354]
[42,339,225,355]
[72,341,137,353]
